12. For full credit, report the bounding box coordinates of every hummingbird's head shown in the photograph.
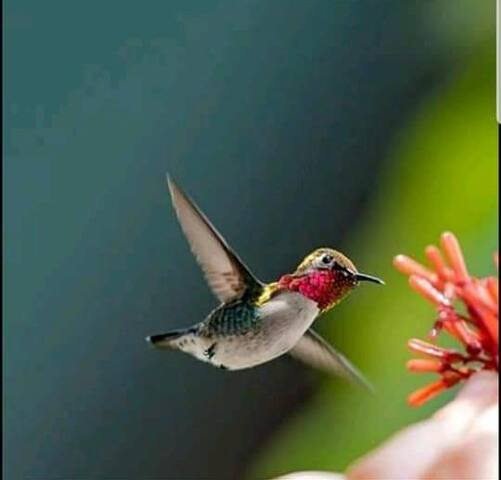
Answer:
[278,248,384,312]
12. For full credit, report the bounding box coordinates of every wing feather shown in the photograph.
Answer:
[290,329,373,391]
[167,176,263,303]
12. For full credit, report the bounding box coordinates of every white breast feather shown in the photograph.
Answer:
[213,291,319,370]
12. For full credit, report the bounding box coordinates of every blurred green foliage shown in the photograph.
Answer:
[251,39,497,479]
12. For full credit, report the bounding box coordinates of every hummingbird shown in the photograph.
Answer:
[146,176,384,389]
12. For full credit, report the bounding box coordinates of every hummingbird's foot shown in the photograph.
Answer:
[204,343,217,360]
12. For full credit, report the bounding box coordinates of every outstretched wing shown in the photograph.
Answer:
[167,176,263,303]
[290,329,373,391]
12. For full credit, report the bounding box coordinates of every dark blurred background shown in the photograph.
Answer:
[3,1,497,479]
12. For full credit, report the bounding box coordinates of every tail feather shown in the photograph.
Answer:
[146,329,188,349]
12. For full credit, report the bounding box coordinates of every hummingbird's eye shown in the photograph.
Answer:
[321,254,333,265]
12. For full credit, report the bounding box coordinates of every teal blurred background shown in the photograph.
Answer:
[3,1,497,479]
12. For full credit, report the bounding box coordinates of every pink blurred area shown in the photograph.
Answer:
[275,371,498,480]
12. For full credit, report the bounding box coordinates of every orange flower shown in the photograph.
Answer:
[393,232,498,406]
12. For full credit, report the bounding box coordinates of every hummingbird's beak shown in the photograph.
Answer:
[355,272,385,285]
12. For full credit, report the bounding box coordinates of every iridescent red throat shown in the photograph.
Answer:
[278,270,353,310]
